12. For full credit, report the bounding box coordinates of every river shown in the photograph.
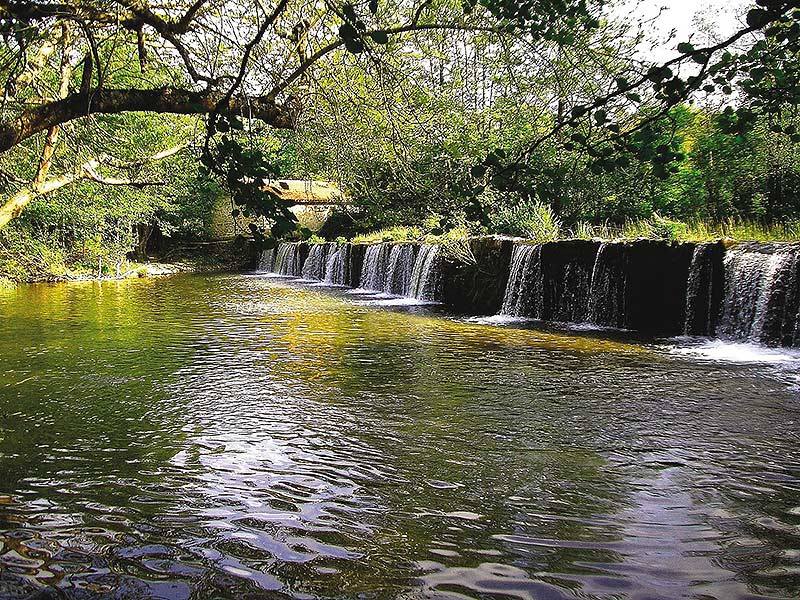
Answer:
[1,273,799,599]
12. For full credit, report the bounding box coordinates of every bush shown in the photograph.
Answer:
[490,201,562,242]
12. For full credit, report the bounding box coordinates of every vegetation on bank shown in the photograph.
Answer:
[329,210,800,245]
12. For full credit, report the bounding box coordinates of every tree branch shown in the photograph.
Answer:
[0,87,296,153]
[0,143,187,228]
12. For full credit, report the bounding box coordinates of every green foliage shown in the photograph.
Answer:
[202,118,298,247]
[352,226,423,244]
[489,200,562,241]
[2,0,800,280]
[0,118,222,281]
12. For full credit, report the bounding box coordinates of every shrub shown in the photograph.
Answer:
[490,201,562,242]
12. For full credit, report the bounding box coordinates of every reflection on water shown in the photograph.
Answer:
[1,274,799,599]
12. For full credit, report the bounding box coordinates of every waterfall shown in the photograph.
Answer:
[274,242,302,276]
[302,243,335,280]
[360,244,392,291]
[551,260,594,323]
[410,244,443,301]
[325,244,350,285]
[384,244,417,296]
[500,244,542,318]
[500,241,595,321]
[498,237,800,346]
[684,243,722,336]
[717,244,800,346]
[258,248,275,272]
[587,243,627,328]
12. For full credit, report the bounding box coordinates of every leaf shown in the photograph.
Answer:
[342,3,358,22]
[339,22,357,39]
[677,42,694,53]
[570,106,587,118]
[470,164,487,178]
[344,37,364,53]
[594,109,607,124]
[570,132,586,144]
[369,30,389,44]
[646,66,672,82]
[746,8,771,28]
[368,0,378,14]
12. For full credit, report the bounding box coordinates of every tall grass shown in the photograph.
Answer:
[569,217,800,242]
[351,225,423,244]
[490,201,562,242]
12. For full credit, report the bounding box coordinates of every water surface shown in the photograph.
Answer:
[1,274,799,599]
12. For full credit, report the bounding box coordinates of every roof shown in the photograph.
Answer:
[264,180,347,205]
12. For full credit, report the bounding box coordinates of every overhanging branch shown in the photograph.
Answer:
[0,87,296,154]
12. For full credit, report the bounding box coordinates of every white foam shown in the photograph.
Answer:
[668,339,800,364]
[354,297,439,307]
[467,315,533,325]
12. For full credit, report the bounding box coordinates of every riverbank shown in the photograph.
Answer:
[0,237,251,284]
[346,216,800,246]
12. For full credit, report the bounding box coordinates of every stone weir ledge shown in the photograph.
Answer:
[252,236,800,347]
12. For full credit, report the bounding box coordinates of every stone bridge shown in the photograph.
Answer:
[210,180,349,238]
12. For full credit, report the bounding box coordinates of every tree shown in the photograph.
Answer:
[0,0,797,236]
[0,0,609,234]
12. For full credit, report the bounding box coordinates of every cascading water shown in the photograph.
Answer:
[587,243,627,328]
[359,244,392,291]
[500,244,542,318]
[410,244,443,301]
[500,241,596,322]
[258,248,275,272]
[684,243,723,336]
[273,242,302,276]
[550,260,594,323]
[302,243,335,280]
[325,244,350,285]
[717,244,800,346]
[262,236,800,347]
[384,244,417,296]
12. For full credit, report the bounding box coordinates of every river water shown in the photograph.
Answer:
[1,274,799,599]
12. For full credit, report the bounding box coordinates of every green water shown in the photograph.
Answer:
[1,274,799,599]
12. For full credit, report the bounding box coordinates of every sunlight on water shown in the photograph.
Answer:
[1,274,799,599]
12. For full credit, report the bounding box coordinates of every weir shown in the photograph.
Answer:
[384,244,417,296]
[257,238,800,347]
[360,243,392,291]
[302,242,336,280]
[325,244,350,285]
[716,243,800,346]
[273,242,304,276]
[684,243,725,336]
[258,247,275,272]
[260,241,443,301]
